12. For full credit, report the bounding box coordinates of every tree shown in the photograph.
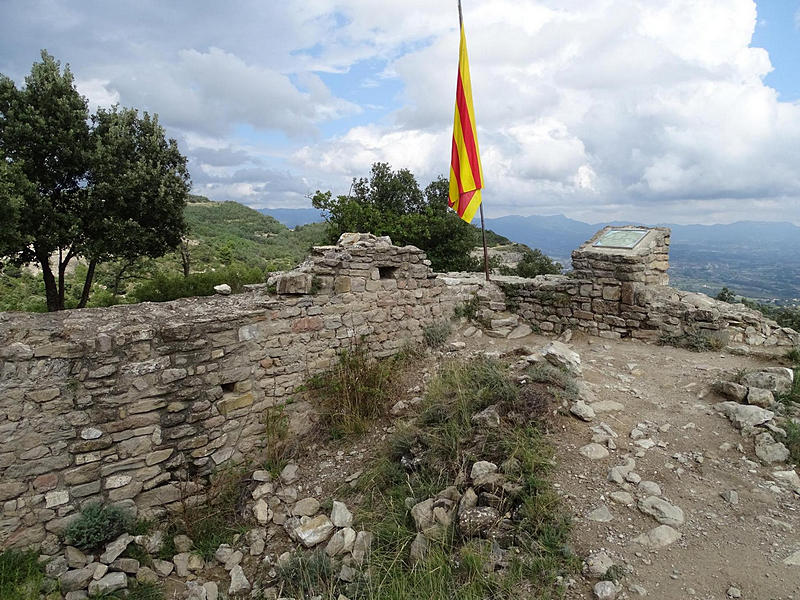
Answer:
[0,51,190,310]
[715,287,736,303]
[78,106,189,307]
[512,247,562,278]
[0,51,91,310]
[311,163,481,272]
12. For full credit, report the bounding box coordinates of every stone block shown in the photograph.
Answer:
[217,393,254,416]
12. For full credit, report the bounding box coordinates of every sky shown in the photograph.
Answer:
[1,0,799,226]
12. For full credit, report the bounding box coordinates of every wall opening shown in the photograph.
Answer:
[221,382,235,393]
[378,266,398,279]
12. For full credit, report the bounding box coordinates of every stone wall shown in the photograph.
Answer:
[0,234,477,550]
[475,225,798,347]
[2,228,798,551]
[484,274,799,346]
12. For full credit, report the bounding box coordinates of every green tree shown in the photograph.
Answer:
[0,51,190,310]
[78,106,189,307]
[0,51,91,310]
[311,163,480,272]
[512,247,562,278]
[715,287,736,303]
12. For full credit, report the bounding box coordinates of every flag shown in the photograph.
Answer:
[449,20,483,223]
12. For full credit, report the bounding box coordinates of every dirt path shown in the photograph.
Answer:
[529,333,800,600]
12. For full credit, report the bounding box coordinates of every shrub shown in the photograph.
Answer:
[131,263,264,303]
[781,420,800,465]
[64,503,133,551]
[422,321,451,348]
[787,347,800,365]
[453,294,480,322]
[658,328,723,352]
[0,549,43,600]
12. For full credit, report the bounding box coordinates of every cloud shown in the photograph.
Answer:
[2,0,799,224]
[296,0,800,224]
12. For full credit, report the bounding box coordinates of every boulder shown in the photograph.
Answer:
[754,433,789,464]
[292,497,321,517]
[330,501,354,528]
[715,381,747,402]
[88,572,127,596]
[571,401,596,422]
[458,506,500,537]
[742,368,794,395]
[470,461,498,480]
[746,387,775,408]
[716,402,773,430]
[228,565,250,594]
[632,525,681,548]
[99,533,132,564]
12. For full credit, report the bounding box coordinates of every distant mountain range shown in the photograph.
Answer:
[260,208,800,303]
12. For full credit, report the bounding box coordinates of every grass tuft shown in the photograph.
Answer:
[658,328,724,352]
[307,341,412,438]
[64,503,134,551]
[0,550,43,600]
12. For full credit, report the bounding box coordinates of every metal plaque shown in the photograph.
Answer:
[593,229,648,249]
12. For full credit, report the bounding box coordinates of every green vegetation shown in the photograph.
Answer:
[130,263,264,303]
[422,321,451,348]
[64,503,134,551]
[781,421,800,465]
[344,358,578,599]
[453,294,480,323]
[787,347,800,365]
[0,198,329,311]
[495,245,562,279]
[170,465,250,561]
[658,328,725,352]
[313,162,501,273]
[0,549,43,600]
[1,51,190,310]
[307,342,415,438]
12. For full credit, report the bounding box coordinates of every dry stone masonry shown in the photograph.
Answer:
[470,226,799,347]
[1,227,797,552]
[0,233,477,550]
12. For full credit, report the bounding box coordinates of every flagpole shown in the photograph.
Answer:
[458,0,490,281]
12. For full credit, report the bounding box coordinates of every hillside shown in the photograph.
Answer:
[0,198,328,312]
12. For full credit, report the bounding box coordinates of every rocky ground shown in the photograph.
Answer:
[506,331,800,600]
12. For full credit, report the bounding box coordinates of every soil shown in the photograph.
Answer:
[489,330,800,600]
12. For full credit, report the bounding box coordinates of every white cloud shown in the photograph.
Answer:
[75,78,120,112]
[295,0,800,224]
[2,0,799,224]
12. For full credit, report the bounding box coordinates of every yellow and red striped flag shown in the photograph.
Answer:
[449,19,483,223]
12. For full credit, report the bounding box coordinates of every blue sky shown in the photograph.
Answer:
[753,1,800,101]
[1,0,799,225]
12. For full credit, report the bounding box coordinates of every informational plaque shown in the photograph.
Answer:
[593,229,648,249]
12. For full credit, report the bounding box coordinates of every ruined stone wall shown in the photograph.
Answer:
[490,274,799,347]
[0,235,477,550]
